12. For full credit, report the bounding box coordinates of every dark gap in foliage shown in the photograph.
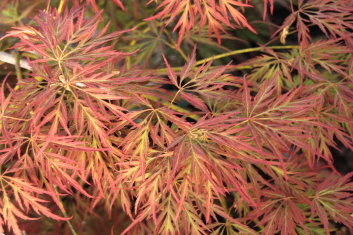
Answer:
[332,141,353,175]
[252,163,272,181]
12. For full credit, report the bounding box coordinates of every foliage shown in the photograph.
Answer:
[0,0,353,234]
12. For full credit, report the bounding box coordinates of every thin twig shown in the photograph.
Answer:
[194,45,299,66]
[53,185,78,235]
[151,64,251,75]
[152,45,298,75]
[14,52,23,81]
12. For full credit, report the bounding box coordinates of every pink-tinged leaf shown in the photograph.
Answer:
[242,77,252,116]
[263,0,274,19]
[311,172,353,234]
[163,55,178,87]
[52,166,93,199]
[146,0,255,46]
[180,92,209,112]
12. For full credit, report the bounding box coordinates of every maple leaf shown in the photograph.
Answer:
[249,184,309,235]
[64,0,125,12]
[1,1,353,234]
[0,171,67,235]
[5,8,133,69]
[0,75,15,145]
[164,51,241,112]
[146,0,256,46]
[310,172,353,234]
[4,8,140,150]
[236,47,296,95]
[236,78,324,168]
[273,0,353,47]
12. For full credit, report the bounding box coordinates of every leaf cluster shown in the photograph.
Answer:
[0,0,352,234]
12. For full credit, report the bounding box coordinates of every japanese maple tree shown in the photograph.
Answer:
[0,0,352,234]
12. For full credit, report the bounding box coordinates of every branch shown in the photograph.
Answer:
[194,45,299,65]
[152,45,299,75]
[0,51,32,70]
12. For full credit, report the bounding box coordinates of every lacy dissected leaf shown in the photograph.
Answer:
[248,180,310,235]
[164,52,241,112]
[69,0,125,12]
[116,110,263,234]
[165,112,276,207]
[122,21,166,67]
[274,0,353,47]
[238,40,352,93]
[12,134,94,199]
[290,40,351,82]
[119,152,254,235]
[4,8,132,70]
[1,1,353,234]
[0,171,67,235]
[237,47,295,94]
[0,75,16,150]
[303,105,353,167]
[146,0,256,46]
[237,78,322,168]
[310,172,353,234]
[117,105,190,178]
[4,8,143,149]
[117,153,194,234]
